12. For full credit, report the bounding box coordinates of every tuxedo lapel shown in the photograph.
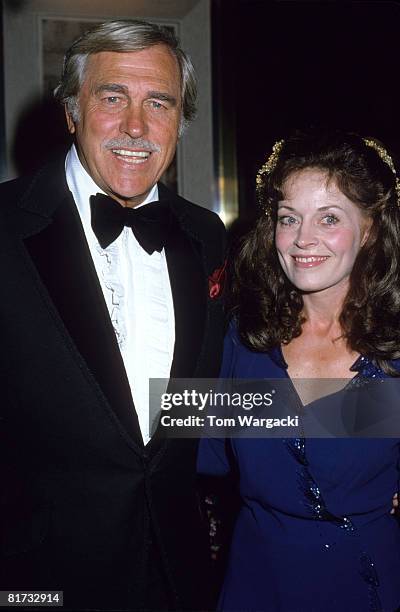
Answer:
[165,218,206,379]
[18,162,143,447]
[159,185,223,381]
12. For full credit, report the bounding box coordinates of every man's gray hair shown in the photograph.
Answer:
[54,19,197,130]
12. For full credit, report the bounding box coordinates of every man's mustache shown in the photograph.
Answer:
[104,138,161,153]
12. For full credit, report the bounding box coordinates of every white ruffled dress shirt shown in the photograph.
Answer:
[65,145,175,444]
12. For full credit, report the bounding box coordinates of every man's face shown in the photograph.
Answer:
[65,45,182,207]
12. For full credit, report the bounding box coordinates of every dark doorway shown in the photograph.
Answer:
[213,0,400,217]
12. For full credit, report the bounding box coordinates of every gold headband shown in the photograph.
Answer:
[363,138,400,207]
[256,136,400,209]
[256,139,285,195]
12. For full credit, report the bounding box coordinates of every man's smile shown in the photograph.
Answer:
[111,149,152,163]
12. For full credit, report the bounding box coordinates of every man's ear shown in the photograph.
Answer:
[65,104,76,134]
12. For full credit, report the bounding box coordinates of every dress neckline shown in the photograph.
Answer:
[269,345,383,378]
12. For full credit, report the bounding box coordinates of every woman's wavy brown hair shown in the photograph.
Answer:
[231,128,400,375]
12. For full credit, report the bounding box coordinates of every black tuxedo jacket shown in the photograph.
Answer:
[0,158,226,610]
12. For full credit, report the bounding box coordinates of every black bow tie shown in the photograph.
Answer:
[89,193,171,254]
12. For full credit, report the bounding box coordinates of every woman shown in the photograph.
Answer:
[198,129,400,612]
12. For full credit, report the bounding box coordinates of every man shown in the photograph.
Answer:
[0,20,226,611]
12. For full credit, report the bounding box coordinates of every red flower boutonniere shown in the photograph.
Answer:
[208,259,227,299]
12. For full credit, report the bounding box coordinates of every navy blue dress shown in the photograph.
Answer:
[198,324,400,612]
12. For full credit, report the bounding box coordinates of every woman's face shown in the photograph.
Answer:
[275,168,371,296]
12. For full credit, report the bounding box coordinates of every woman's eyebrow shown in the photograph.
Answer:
[317,205,345,212]
[277,204,346,211]
[277,203,296,210]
